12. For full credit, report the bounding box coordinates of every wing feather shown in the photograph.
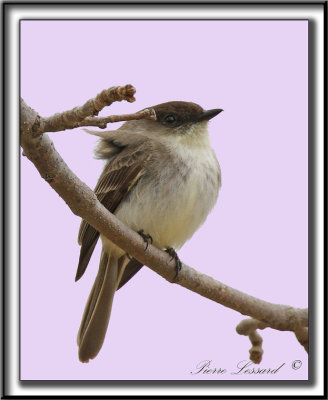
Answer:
[75,135,149,282]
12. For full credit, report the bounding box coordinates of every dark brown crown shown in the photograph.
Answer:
[151,101,204,127]
[148,101,222,128]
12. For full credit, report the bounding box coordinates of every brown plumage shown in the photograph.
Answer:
[75,101,222,362]
[76,133,149,283]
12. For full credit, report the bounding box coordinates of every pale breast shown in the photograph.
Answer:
[115,141,220,250]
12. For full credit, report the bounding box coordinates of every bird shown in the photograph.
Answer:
[75,101,223,362]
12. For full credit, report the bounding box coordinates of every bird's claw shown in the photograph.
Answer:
[165,248,182,279]
[138,229,153,251]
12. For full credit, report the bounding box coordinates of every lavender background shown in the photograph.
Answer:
[20,20,308,380]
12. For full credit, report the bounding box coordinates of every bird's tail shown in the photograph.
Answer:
[77,251,126,363]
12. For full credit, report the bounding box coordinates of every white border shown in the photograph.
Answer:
[6,3,324,397]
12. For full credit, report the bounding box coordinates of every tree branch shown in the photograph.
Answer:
[76,109,156,129]
[294,327,309,353]
[20,85,308,361]
[39,85,137,133]
[236,318,267,364]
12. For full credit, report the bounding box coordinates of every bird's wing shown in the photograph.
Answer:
[75,132,150,282]
[117,258,144,290]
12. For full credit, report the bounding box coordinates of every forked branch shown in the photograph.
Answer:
[20,85,308,363]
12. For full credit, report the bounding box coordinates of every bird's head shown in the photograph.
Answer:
[151,101,223,130]
[131,101,223,144]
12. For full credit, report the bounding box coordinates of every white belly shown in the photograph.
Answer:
[104,144,220,253]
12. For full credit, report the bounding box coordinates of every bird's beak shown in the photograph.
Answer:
[198,109,223,122]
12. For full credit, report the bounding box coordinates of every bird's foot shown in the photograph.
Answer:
[138,229,153,251]
[165,248,182,279]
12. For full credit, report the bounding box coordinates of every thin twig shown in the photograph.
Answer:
[236,318,268,363]
[248,330,264,364]
[38,85,137,134]
[78,108,156,129]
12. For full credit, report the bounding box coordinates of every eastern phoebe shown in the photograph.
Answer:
[76,101,222,362]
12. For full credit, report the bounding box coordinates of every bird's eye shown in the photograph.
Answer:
[163,114,176,125]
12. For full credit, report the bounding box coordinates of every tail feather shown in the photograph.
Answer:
[77,252,120,363]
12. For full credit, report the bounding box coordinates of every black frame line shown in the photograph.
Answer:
[2,1,326,399]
